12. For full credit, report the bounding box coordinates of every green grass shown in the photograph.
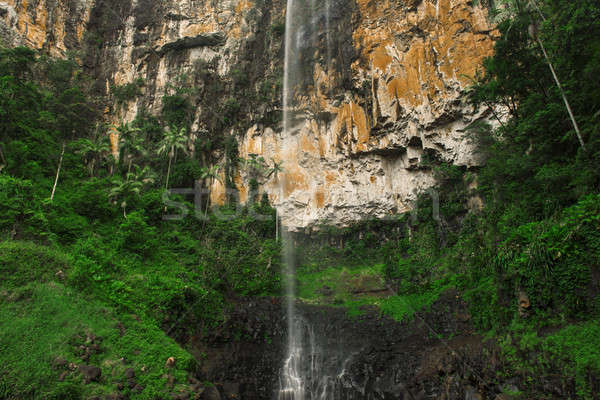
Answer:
[543,320,600,399]
[0,241,70,287]
[297,262,444,321]
[0,282,195,399]
[297,263,385,301]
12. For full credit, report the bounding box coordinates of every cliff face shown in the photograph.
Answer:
[0,0,92,56]
[1,0,497,230]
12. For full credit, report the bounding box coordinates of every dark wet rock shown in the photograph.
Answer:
[124,368,135,379]
[104,394,125,400]
[222,382,239,399]
[132,384,144,393]
[53,357,68,370]
[202,386,221,400]
[127,378,137,389]
[174,290,574,399]
[156,33,225,55]
[79,364,102,384]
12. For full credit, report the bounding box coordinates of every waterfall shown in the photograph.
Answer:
[278,1,351,399]
[279,0,303,397]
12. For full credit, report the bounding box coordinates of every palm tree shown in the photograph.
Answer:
[157,126,188,189]
[76,135,110,177]
[133,164,158,188]
[266,158,284,180]
[109,174,143,218]
[117,123,144,174]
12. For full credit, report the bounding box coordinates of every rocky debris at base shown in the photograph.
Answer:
[78,364,102,384]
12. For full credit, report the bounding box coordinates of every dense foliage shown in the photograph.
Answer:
[0,46,281,399]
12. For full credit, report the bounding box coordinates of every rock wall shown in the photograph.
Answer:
[0,0,92,56]
[2,0,498,230]
[182,293,518,400]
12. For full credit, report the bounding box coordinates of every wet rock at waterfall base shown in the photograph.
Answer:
[178,291,513,399]
[202,386,221,400]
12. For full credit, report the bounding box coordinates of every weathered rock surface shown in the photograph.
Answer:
[3,0,500,230]
[179,292,522,400]
[0,0,92,56]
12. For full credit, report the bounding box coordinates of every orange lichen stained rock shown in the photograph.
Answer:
[353,0,496,111]
[183,24,218,37]
[2,0,498,229]
[3,0,90,56]
[314,190,325,209]
[282,170,308,198]
[235,0,254,14]
[234,173,248,204]
[334,101,371,153]
[300,132,318,154]
[109,127,119,160]
[325,171,338,185]
[210,172,227,206]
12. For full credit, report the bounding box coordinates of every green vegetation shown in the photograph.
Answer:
[1,280,194,399]
[0,0,599,398]
[111,78,144,106]
[0,45,281,398]
[296,262,446,321]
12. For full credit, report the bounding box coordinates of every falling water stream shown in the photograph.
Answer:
[277,1,351,399]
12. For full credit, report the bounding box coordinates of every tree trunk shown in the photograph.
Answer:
[202,178,212,229]
[0,144,6,165]
[537,37,585,150]
[165,153,173,189]
[50,142,65,202]
[275,208,279,240]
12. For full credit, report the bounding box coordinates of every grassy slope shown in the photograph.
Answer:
[0,242,195,399]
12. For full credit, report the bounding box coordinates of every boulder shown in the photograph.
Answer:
[78,365,101,384]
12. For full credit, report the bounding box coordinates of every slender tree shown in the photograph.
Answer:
[117,123,144,175]
[200,165,221,221]
[109,174,143,218]
[76,134,110,177]
[482,0,585,149]
[157,126,188,189]
[50,142,65,202]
